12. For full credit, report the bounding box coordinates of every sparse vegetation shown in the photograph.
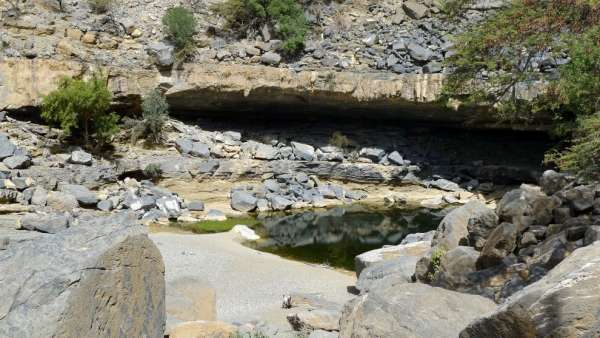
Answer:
[212,0,308,55]
[143,163,163,180]
[427,246,446,281]
[41,72,119,149]
[162,6,197,52]
[140,89,169,144]
[443,0,600,178]
[329,131,354,149]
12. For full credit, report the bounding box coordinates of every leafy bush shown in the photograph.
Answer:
[213,0,308,55]
[443,0,600,176]
[329,131,353,149]
[88,0,113,13]
[41,72,119,148]
[143,163,163,180]
[162,6,197,50]
[140,90,169,144]
[426,246,446,282]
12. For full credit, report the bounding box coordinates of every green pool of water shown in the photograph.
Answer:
[246,205,445,271]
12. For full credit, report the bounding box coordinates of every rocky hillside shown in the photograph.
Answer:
[0,0,552,128]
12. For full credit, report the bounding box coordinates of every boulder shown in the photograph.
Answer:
[402,1,429,19]
[3,155,31,169]
[260,52,282,65]
[147,42,175,68]
[156,196,182,218]
[355,255,419,294]
[476,222,518,270]
[359,147,385,162]
[254,144,278,160]
[59,184,98,206]
[432,246,479,292]
[387,151,404,165]
[269,195,293,211]
[339,283,496,338]
[464,201,499,250]
[355,240,430,276]
[564,184,596,212]
[68,150,92,165]
[0,136,16,160]
[97,199,114,211]
[46,191,79,212]
[433,201,496,251]
[291,142,316,161]
[429,178,461,192]
[187,200,205,211]
[460,242,600,338]
[539,169,572,195]
[30,186,48,206]
[288,309,341,332]
[0,212,165,338]
[230,190,257,212]
[20,213,71,234]
[585,225,600,245]
[496,185,554,229]
[407,42,434,62]
[176,139,211,158]
[205,209,227,221]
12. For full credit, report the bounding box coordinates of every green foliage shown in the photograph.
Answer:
[88,0,113,13]
[162,7,197,50]
[443,0,600,175]
[143,163,163,180]
[41,72,118,148]
[427,246,446,282]
[140,90,169,144]
[329,131,353,149]
[213,0,308,55]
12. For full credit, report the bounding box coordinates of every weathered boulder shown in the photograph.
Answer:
[460,241,600,338]
[564,184,596,212]
[585,225,600,245]
[288,309,341,332]
[291,142,315,161]
[403,1,429,19]
[20,213,71,234]
[355,240,430,276]
[0,212,166,338]
[432,246,479,292]
[60,184,98,206]
[539,169,572,195]
[432,201,496,251]
[476,222,518,270]
[3,155,31,169]
[230,190,257,212]
[187,200,205,211]
[46,191,79,212]
[68,150,93,165]
[254,143,278,160]
[355,255,419,294]
[339,283,496,338]
[0,135,16,160]
[496,185,555,229]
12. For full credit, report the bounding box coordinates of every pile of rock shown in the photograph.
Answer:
[340,169,600,337]
[230,172,368,213]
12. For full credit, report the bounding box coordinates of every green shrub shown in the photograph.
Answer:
[41,72,118,148]
[443,0,600,176]
[426,246,446,282]
[140,89,169,144]
[329,131,353,149]
[162,6,197,50]
[143,163,163,180]
[88,0,113,13]
[213,0,308,55]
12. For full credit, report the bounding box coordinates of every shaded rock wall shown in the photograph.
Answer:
[0,58,548,129]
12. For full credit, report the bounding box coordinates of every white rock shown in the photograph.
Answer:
[231,225,260,241]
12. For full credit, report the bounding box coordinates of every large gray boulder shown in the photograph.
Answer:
[230,190,257,212]
[291,142,316,161]
[355,255,420,294]
[60,184,99,207]
[476,222,518,270]
[0,212,166,338]
[355,240,430,276]
[339,283,496,338]
[432,246,479,292]
[0,134,16,160]
[460,241,600,338]
[432,201,497,251]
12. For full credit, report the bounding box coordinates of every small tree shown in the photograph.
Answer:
[162,7,197,50]
[140,89,169,144]
[41,72,119,148]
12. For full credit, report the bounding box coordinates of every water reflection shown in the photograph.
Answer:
[249,205,444,270]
